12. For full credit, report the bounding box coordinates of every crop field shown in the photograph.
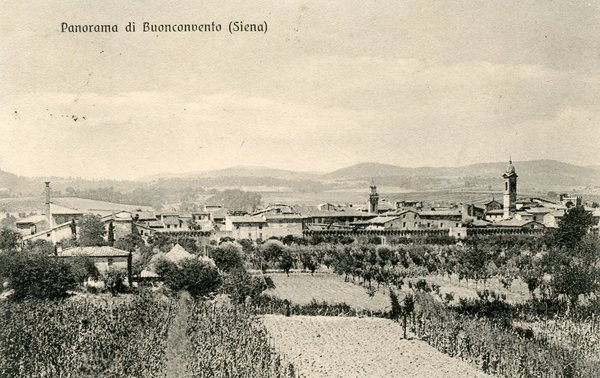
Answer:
[267,273,390,311]
[403,275,531,303]
[262,315,489,378]
[0,294,294,378]
[514,317,600,362]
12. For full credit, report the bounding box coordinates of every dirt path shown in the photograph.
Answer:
[263,315,491,378]
[164,292,192,378]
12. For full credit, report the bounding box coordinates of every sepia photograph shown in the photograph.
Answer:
[1,0,600,376]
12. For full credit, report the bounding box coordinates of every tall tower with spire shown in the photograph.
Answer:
[368,178,379,214]
[502,159,518,219]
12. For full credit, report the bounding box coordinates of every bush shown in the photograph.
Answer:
[156,258,221,298]
[1,252,77,300]
[221,270,273,304]
[69,256,100,285]
[104,269,127,295]
[212,242,244,272]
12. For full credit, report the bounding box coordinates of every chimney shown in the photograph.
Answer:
[45,182,53,227]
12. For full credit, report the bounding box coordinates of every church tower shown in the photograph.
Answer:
[502,159,518,219]
[368,178,379,214]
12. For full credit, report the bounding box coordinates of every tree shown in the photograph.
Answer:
[546,235,600,308]
[221,268,273,304]
[261,239,286,265]
[26,239,55,255]
[68,256,100,285]
[156,257,222,298]
[0,214,17,230]
[78,215,105,247]
[104,269,127,294]
[0,228,21,252]
[552,205,595,248]
[107,221,115,246]
[2,253,77,300]
[212,242,244,272]
[114,233,144,252]
[279,249,295,276]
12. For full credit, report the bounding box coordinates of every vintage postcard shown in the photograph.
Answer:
[1,1,599,377]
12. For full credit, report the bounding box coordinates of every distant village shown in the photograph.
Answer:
[10,160,599,249]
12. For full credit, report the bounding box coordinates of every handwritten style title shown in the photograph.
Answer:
[60,21,268,34]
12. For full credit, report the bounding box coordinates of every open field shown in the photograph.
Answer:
[267,272,531,312]
[263,315,490,378]
[268,273,390,311]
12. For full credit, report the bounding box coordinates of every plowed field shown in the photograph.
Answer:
[263,315,490,377]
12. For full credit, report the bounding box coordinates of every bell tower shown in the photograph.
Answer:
[502,159,518,219]
[368,178,379,214]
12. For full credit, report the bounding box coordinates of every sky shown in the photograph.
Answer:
[1,0,599,180]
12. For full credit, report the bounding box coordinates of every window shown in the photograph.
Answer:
[108,257,114,266]
[248,233,252,238]
[402,222,406,228]
[427,223,430,228]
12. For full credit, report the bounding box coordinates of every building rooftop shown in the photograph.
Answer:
[493,219,544,228]
[16,215,47,224]
[228,216,267,224]
[59,246,130,257]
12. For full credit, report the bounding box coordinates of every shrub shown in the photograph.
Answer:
[69,256,100,285]
[212,242,244,272]
[104,269,127,295]
[2,252,77,300]
[156,258,221,298]
[221,269,273,304]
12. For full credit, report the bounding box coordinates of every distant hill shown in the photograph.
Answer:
[324,160,600,189]
[1,160,599,209]
[138,165,321,182]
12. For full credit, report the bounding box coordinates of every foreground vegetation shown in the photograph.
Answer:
[0,293,295,378]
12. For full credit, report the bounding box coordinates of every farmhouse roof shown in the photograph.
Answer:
[228,216,267,224]
[22,221,73,241]
[493,219,545,228]
[362,216,402,225]
[16,215,47,224]
[165,244,194,262]
[134,211,157,221]
[48,204,83,215]
[59,246,130,257]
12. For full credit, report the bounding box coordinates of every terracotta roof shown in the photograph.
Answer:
[49,204,83,215]
[59,246,130,257]
[524,207,553,214]
[165,244,194,262]
[228,216,266,224]
[22,221,73,241]
[493,219,545,228]
[163,217,181,226]
[357,216,402,225]
[307,211,373,218]
[418,211,462,217]
[470,219,491,227]
[16,215,47,224]
[134,211,157,220]
[264,214,308,221]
